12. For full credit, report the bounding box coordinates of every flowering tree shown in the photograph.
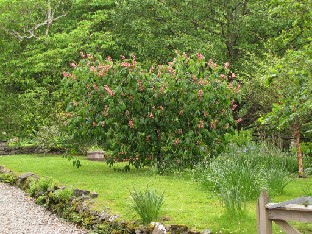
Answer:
[61,52,241,170]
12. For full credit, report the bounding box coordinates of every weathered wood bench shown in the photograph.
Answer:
[257,191,312,234]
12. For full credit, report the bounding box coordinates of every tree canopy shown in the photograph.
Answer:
[0,0,311,172]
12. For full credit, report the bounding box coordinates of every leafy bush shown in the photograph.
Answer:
[223,129,253,148]
[0,172,17,185]
[130,187,164,224]
[61,52,241,171]
[305,167,312,175]
[194,142,292,212]
[52,187,74,203]
[46,187,75,215]
[35,125,60,151]
[28,176,56,197]
[35,125,70,152]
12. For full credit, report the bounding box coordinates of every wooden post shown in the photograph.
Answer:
[257,191,272,234]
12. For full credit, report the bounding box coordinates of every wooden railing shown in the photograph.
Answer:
[257,191,312,234]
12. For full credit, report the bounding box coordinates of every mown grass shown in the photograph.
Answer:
[1,154,312,233]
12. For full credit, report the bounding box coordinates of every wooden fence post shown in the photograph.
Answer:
[257,191,272,234]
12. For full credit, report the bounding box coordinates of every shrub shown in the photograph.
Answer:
[28,176,56,197]
[0,172,17,185]
[51,187,74,203]
[35,125,71,153]
[47,187,75,215]
[130,187,164,224]
[61,52,241,171]
[305,167,312,175]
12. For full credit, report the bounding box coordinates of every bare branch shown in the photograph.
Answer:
[1,0,69,42]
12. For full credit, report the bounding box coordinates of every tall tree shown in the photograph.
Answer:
[0,0,115,138]
[111,0,272,67]
[0,0,72,41]
[258,0,312,177]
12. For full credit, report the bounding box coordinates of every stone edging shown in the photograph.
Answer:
[0,141,65,155]
[0,165,212,234]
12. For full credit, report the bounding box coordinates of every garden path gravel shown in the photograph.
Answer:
[0,182,89,234]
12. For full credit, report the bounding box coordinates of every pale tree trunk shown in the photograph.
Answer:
[291,118,304,178]
[45,0,52,35]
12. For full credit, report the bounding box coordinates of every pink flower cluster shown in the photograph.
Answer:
[63,71,69,77]
[236,118,243,123]
[198,89,204,98]
[120,62,131,68]
[137,80,145,91]
[98,64,113,77]
[196,53,204,60]
[70,62,77,68]
[128,120,134,128]
[104,85,114,96]
[198,120,204,129]
[210,120,217,129]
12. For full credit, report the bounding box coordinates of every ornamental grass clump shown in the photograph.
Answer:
[130,187,164,224]
[195,142,292,213]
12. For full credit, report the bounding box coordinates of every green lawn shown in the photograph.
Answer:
[1,154,312,233]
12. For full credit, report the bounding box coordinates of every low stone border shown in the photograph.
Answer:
[0,165,212,234]
[0,141,65,155]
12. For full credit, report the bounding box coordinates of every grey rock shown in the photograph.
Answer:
[109,214,119,222]
[74,189,90,197]
[37,191,44,197]
[202,229,212,234]
[90,192,98,198]
[0,165,11,174]
[18,172,36,182]
[151,222,167,234]
[168,224,188,233]
[98,211,110,221]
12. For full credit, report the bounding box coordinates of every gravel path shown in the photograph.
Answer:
[0,182,89,234]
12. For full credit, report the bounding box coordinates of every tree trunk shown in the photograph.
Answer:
[155,128,162,170]
[291,119,304,178]
[45,0,52,35]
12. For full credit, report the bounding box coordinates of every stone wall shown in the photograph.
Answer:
[0,141,9,155]
[0,141,65,155]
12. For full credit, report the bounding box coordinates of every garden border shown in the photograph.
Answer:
[0,165,211,234]
[0,141,65,155]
